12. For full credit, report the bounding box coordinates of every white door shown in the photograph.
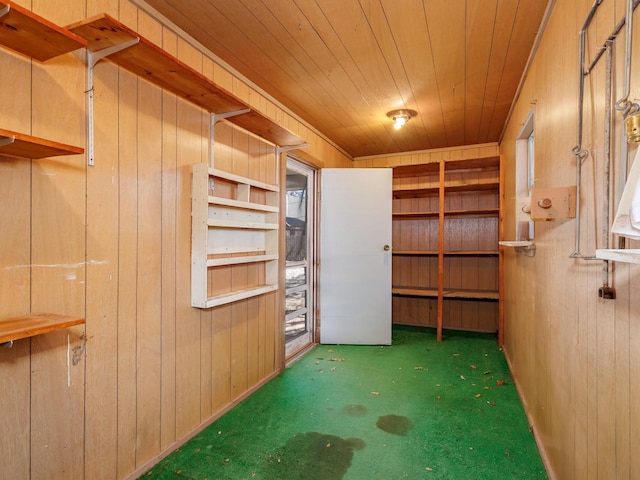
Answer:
[319,168,392,345]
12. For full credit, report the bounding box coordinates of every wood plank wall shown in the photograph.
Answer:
[499,0,640,478]
[0,2,350,479]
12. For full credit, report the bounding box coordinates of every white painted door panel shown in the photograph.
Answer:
[319,168,392,345]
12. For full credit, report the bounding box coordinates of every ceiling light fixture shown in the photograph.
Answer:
[387,109,417,130]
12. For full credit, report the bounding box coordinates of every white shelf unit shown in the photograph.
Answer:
[191,163,280,308]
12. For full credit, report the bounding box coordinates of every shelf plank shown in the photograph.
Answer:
[0,1,87,61]
[207,219,278,230]
[209,196,279,213]
[0,313,85,343]
[229,109,305,147]
[595,249,640,264]
[392,185,439,198]
[67,14,305,148]
[443,289,499,300]
[207,253,278,267]
[392,287,498,300]
[392,208,499,219]
[68,14,245,112]
[392,286,438,297]
[445,181,500,194]
[393,250,498,256]
[0,128,84,159]
[209,168,279,192]
[204,284,278,308]
[444,157,500,171]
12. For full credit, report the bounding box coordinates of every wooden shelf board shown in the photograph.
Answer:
[203,284,278,308]
[207,253,278,267]
[443,289,499,300]
[207,219,278,230]
[445,208,499,217]
[393,162,440,177]
[393,250,498,256]
[0,1,87,61]
[209,168,279,192]
[0,313,84,343]
[392,286,438,297]
[67,14,304,148]
[0,128,84,159]
[227,110,305,147]
[595,249,640,264]
[444,157,500,171]
[392,208,499,219]
[209,196,279,213]
[444,181,500,194]
[393,211,439,219]
[392,186,439,198]
[392,287,498,301]
[392,157,500,178]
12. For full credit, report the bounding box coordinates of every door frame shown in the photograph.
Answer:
[283,156,318,360]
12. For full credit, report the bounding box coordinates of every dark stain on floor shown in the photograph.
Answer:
[376,414,414,436]
[263,432,366,479]
[342,404,368,417]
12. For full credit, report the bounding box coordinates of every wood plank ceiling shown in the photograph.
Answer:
[142,0,551,158]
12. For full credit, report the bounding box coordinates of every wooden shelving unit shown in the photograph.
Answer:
[0,1,86,61]
[191,163,280,309]
[391,156,503,340]
[0,313,84,344]
[67,13,305,148]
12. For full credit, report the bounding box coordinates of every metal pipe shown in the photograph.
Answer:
[585,0,640,75]
[603,41,612,287]
[615,0,639,115]
[571,0,603,257]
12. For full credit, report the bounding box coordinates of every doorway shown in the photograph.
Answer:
[284,158,316,358]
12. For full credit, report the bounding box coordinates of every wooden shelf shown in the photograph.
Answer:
[0,313,84,344]
[392,185,439,198]
[207,253,278,267]
[595,249,640,264]
[67,13,304,148]
[209,196,279,213]
[392,286,438,297]
[392,286,498,301]
[207,219,278,230]
[393,250,499,256]
[443,289,499,300]
[192,163,280,309]
[444,180,500,194]
[209,168,279,192]
[201,284,278,309]
[391,155,504,341]
[393,208,499,219]
[0,1,87,61]
[0,128,84,159]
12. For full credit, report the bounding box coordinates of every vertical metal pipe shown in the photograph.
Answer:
[571,0,604,258]
[615,0,636,115]
[603,41,613,286]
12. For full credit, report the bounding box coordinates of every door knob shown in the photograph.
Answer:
[383,245,390,251]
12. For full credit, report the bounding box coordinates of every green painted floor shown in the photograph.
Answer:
[141,326,548,480]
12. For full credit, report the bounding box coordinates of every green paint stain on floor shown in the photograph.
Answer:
[141,326,548,480]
